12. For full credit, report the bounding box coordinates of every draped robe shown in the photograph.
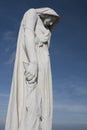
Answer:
[5,7,59,130]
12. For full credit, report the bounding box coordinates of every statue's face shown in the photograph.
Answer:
[43,17,53,27]
[39,14,58,30]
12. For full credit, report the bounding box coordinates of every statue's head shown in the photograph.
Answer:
[36,7,60,31]
[39,14,60,31]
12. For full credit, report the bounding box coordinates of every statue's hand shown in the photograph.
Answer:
[24,62,38,84]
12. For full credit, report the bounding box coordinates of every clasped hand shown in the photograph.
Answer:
[24,62,38,84]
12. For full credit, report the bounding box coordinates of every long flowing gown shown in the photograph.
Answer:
[5,8,59,130]
[19,10,53,130]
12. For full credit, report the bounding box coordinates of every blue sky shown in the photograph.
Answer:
[0,0,87,127]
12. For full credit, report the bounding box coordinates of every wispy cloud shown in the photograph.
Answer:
[54,78,87,98]
[53,103,87,124]
[5,51,16,65]
[0,93,9,97]
[2,31,16,43]
[54,103,87,113]
[0,117,5,126]
[0,93,9,121]
[1,30,17,65]
[2,30,17,54]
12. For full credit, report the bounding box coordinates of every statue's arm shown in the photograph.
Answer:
[24,8,38,64]
[23,9,38,82]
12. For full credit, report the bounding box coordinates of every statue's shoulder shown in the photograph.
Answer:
[21,8,38,26]
[24,8,37,17]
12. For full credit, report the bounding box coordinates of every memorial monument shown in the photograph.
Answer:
[5,7,60,130]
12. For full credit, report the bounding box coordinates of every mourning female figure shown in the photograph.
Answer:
[5,7,60,130]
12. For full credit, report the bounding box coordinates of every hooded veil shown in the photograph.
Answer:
[36,7,59,16]
[5,7,59,130]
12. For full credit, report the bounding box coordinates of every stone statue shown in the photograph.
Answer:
[5,7,60,130]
